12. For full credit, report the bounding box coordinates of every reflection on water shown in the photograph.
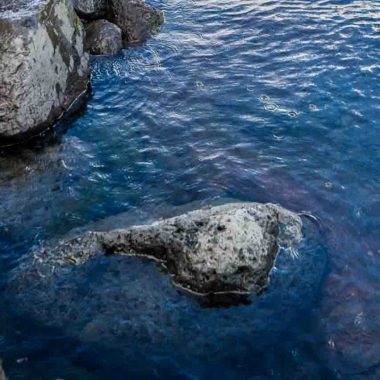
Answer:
[1,0,380,378]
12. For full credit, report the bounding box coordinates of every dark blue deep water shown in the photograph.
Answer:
[1,0,380,378]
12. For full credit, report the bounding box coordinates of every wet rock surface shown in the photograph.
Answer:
[30,203,303,294]
[72,0,107,19]
[107,0,164,44]
[85,19,122,55]
[0,0,90,143]
[0,0,164,144]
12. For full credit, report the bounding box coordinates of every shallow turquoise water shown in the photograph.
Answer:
[1,0,380,378]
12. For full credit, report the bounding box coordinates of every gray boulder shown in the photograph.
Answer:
[0,0,90,143]
[72,0,107,19]
[37,203,302,294]
[85,19,122,55]
[107,0,164,44]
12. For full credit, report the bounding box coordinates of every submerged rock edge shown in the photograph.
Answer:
[28,203,303,295]
[0,358,5,380]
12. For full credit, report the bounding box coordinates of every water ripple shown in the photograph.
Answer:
[1,0,380,378]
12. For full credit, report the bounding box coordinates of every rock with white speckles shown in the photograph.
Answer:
[0,0,90,144]
[35,203,302,295]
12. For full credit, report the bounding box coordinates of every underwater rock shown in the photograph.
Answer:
[73,0,107,19]
[85,19,122,55]
[0,0,90,144]
[4,212,325,373]
[36,203,302,294]
[0,358,5,380]
[107,0,164,44]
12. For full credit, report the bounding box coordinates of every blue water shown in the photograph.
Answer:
[1,0,380,378]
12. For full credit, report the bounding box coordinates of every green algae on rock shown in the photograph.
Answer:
[0,0,90,144]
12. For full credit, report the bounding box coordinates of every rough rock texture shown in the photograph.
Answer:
[4,212,325,376]
[85,19,122,55]
[72,0,107,19]
[37,203,302,294]
[107,0,164,44]
[0,0,90,143]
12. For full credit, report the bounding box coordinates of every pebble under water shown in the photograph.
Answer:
[1,0,380,378]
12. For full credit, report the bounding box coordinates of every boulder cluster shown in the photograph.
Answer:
[75,0,164,56]
[0,0,163,144]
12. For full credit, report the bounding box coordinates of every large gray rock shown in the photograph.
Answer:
[85,19,122,55]
[37,203,302,294]
[72,0,107,19]
[107,0,164,44]
[0,0,90,143]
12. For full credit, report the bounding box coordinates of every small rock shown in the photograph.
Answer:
[85,19,123,56]
[107,0,164,44]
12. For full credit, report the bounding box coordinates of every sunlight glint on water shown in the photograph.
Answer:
[0,0,380,378]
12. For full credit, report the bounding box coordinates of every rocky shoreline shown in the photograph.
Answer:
[0,0,305,306]
[0,0,164,144]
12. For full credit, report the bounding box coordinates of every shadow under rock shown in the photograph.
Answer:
[0,85,92,153]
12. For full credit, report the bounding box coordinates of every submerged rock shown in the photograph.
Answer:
[4,206,325,376]
[72,0,107,19]
[85,19,122,55]
[0,0,90,143]
[107,0,164,44]
[0,358,5,380]
[36,203,302,294]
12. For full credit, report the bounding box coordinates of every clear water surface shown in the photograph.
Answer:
[1,0,380,378]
